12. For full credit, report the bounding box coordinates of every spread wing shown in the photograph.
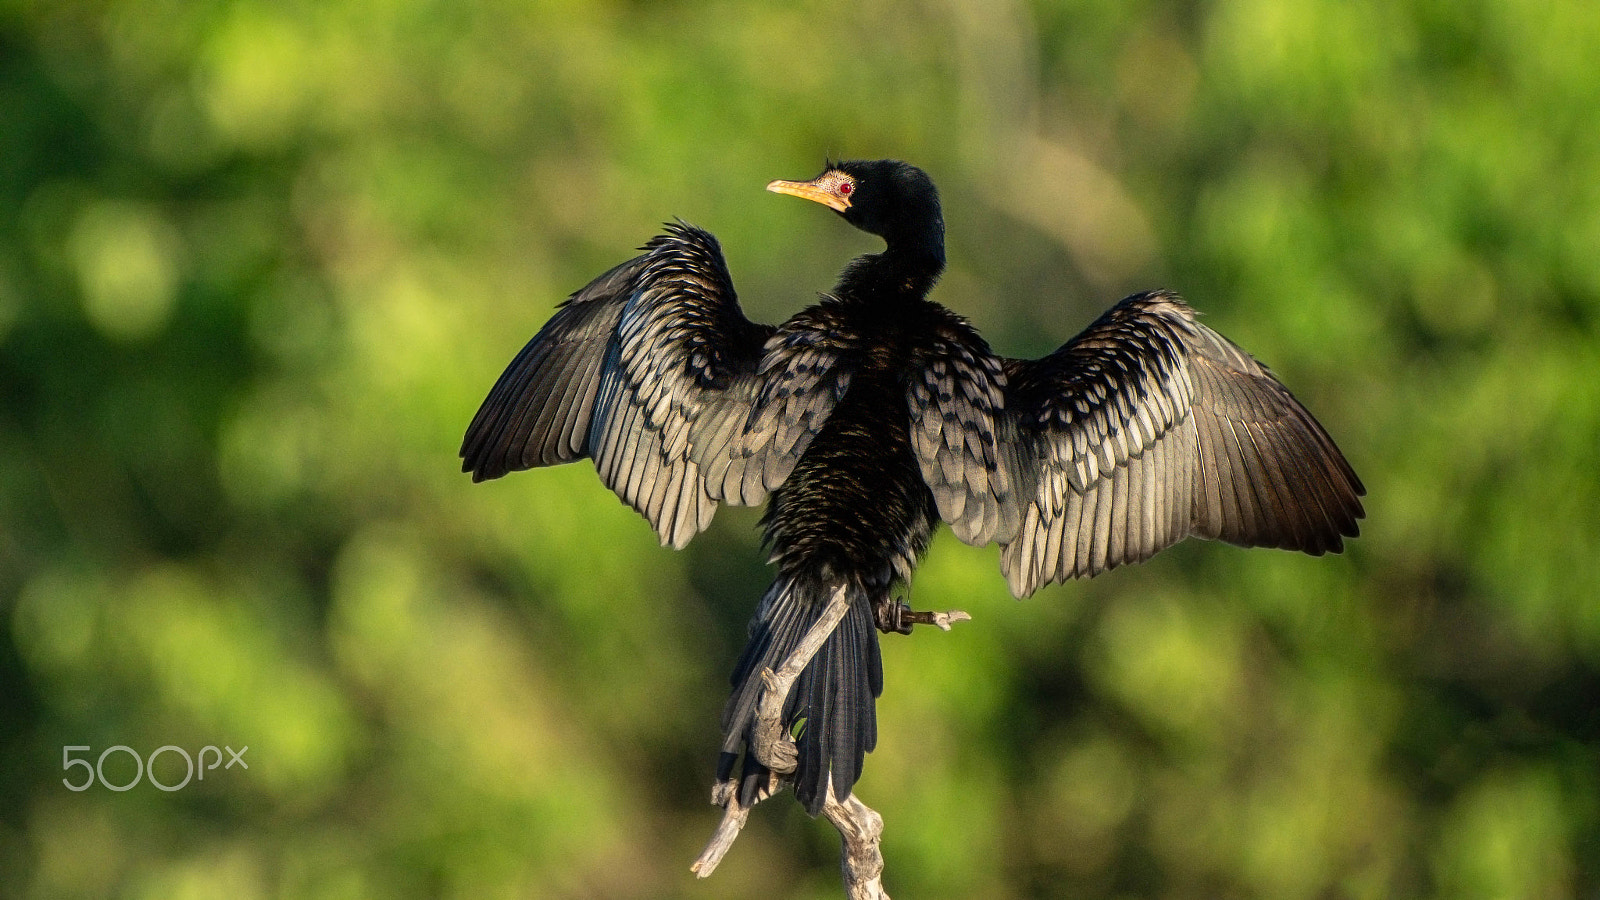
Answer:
[461,222,852,548]
[910,290,1364,597]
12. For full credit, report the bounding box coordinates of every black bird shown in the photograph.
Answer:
[460,159,1364,815]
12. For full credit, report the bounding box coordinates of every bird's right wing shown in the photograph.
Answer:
[996,290,1365,595]
[909,290,1364,597]
[461,222,853,548]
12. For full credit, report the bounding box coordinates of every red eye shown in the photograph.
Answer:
[838,181,853,196]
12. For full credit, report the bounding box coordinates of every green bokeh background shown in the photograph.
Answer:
[3,0,1597,897]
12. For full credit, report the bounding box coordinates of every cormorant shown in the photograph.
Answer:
[460,158,1364,816]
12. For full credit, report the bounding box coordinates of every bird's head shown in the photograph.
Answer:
[767,159,945,266]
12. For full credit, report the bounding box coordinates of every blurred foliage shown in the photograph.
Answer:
[2,0,1597,897]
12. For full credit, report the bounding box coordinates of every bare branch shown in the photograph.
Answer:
[750,583,852,771]
[694,584,853,877]
[693,586,918,895]
[691,779,752,878]
[918,608,971,631]
[823,786,890,900]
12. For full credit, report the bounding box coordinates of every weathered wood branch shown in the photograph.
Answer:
[694,587,970,895]
[750,583,852,772]
[693,585,852,879]
[690,777,753,877]
[903,607,971,631]
[823,786,890,899]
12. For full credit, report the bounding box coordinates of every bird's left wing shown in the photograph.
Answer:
[462,222,852,548]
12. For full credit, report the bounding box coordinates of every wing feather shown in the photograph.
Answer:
[904,311,1020,546]
[917,290,1364,597]
[462,222,852,548]
[461,257,643,477]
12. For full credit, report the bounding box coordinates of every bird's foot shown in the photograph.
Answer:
[875,600,972,635]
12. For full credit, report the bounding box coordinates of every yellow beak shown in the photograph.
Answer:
[766,178,851,213]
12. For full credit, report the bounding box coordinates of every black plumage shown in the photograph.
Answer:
[460,159,1364,814]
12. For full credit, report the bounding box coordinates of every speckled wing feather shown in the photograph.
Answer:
[905,312,1024,547]
[908,290,1364,597]
[461,222,852,548]
[998,290,1364,595]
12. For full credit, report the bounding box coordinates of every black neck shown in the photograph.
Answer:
[835,247,943,301]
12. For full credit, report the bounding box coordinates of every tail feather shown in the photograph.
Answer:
[720,577,882,815]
